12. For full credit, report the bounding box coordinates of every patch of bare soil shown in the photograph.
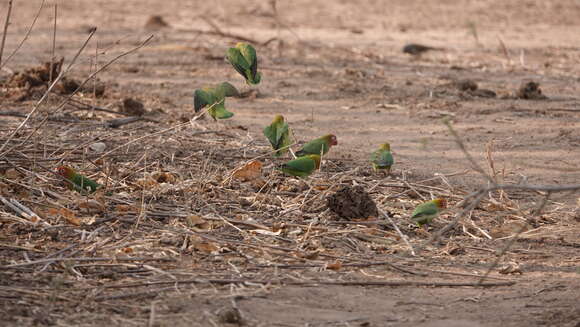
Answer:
[1,1,579,326]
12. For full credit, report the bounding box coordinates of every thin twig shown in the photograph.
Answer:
[1,34,155,159]
[0,0,46,71]
[477,192,552,285]
[379,208,415,256]
[0,256,176,269]
[443,118,495,185]
[0,0,14,70]
[0,28,97,157]
[49,2,57,84]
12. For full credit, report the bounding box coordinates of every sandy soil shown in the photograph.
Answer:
[1,1,579,326]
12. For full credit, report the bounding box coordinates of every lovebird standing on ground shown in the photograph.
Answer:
[56,166,100,193]
[411,198,447,226]
[278,154,321,178]
[193,82,239,120]
[295,134,338,157]
[370,142,394,174]
[263,115,292,157]
[226,42,261,85]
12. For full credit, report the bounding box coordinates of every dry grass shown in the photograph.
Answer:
[1,2,579,324]
[1,90,578,324]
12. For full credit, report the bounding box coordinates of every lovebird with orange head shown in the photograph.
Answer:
[295,134,337,157]
[411,198,447,226]
[56,166,100,194]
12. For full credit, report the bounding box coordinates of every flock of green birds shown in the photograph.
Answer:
[55,42,446,227]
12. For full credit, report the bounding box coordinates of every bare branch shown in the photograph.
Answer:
[0,0,14,69]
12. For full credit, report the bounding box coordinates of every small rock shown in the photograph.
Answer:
[89,142,106,153]
[326,185,378,219]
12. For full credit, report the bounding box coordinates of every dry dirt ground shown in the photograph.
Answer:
[1,1,579,326]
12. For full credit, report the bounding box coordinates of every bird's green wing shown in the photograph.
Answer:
[207,99,234,120]
[215,82,239,98]
[237,43,261,84]
[226,47,250,80]
[193,88,216,112]
[411,202,438,218]
[372,149,394,168]
[263,123,278,148]
[71,174,100,193]
[264,120,291,156]
[279,156,316,177]
[275,123,291,157]
[296,138,326,157]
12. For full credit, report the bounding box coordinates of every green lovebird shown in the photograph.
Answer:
[411,198,447,226]
[193,82,238,120]
[263,115,292,157]
[295,134,338,157]
[278,154,321,178]
[370,143,394,173]
[56,166,100,193]
[226,42,261,85]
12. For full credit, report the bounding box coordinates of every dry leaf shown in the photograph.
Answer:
[486,200,508,212]
[271,222,285,233]
[47,207,81,226]
[189,235,219,254]
[326,260,342,271]
[499,262,523,275]
[296,250,320,260]
[186,215,210,230]
[151,171,178,184]
[192,240,219,254]
[314,184,329,191]
[135,176,158,189]
[115,204,135,212]
[490,221,531,238]
[78,199,105,214]
[232,160,262,182]
[4,168,22,179]
[122,247,134,254]
[251,229,281,236]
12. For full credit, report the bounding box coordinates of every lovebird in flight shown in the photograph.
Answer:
[226,42,261,85]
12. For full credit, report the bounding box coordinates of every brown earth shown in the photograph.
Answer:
[1,1,579,326]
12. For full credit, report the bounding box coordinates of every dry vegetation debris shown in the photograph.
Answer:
[1,1,579,325]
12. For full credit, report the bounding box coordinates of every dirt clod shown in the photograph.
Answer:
[455,79,478,91]
[120,97,146,116]
[145,15,170,30]
[516,81,547,100]
[217,307,243,325]
[326,185,378,219]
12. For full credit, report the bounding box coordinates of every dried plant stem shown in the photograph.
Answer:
[1,33,154,159]
[477,192,552,285]
[0,28,97,158]
[49,2,57,84]
[379,208,415,256]
[0,0,46,71]
[0,0,14,69]
[443,118,495,185]
[497,35,511,64]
